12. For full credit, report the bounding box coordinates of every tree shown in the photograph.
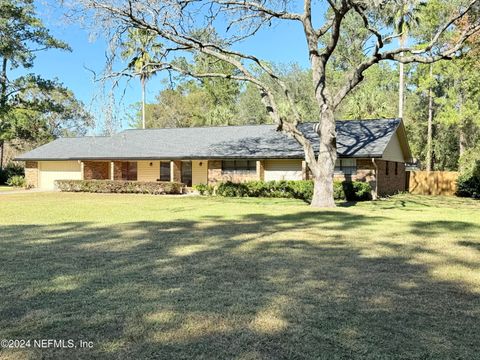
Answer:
[385,0,423,119]
[79,0,480,207]
[435,57,480,156]
[336,63,399,119]
[120,28,163,129]
[0,0,78,168]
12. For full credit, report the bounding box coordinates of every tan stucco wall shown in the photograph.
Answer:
[382,133,405,162]
[137,161,160,182]
[192,160,208,185]
[264,159,303,181]
[38,161,82,190]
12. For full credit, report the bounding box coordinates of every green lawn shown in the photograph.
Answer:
[0,193,479,359]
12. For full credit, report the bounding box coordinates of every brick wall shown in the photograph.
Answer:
[172,161,182,182]
[331,158,405,197]
[333,159,375,181]
[25,161,38,188]
[113,161,123,180]
[208,160,222,183]
[83,161,109,180]
[376,160,406,196]
[207,160,259,183]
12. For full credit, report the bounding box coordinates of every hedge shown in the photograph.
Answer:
[196,180,372,202]
[55,180,184,195]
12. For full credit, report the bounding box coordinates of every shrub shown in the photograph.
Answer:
[0,163,24,184]
[216,181,249,197]
[6,175,26,188]
[457,145,480,199]
[55,180,184,195]
[210,180,372,202]
[351,181,372,201]
[457,174,480,199]
[193,183,214,195]
[333,181,346,200]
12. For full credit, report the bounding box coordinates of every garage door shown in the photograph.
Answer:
[264,159,302,181]
[39,161,82,190]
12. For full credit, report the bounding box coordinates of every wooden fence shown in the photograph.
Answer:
[407,171,459,196]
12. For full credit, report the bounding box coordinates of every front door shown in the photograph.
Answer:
[181,161,192,186]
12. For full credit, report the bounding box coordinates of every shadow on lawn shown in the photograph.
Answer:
[0,211,479,359]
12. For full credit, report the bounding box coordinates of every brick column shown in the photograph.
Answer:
[113,161,123,180]
[25,161,38,188]
[172,160,182,182]
[256,160,265,181]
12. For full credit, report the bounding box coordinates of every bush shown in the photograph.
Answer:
[351,181,373,201]
[457,174,480,199]
[207,180,372,202]
[193,183,214,195]
[55,180,184,195]
[6,175,26,188]
[0,163,24,184]
[457,145,480,199]
[333,181,346,200]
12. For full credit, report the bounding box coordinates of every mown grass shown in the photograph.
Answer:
[0,193,479,359]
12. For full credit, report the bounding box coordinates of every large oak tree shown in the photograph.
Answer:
[78,0,480,207]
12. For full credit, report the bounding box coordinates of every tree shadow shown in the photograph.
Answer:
[0,210,479,359]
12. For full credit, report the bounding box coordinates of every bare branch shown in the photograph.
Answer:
[217,0,303,21]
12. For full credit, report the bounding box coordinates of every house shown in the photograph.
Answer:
[16,118,412,196]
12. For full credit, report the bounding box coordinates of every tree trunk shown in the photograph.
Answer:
[426,64,434,171]
[141,76,146,129]
[0,57,6,107]
[398,34,406,119]
[0,58,7,170]
[310,108,336,208]
[0,139,3,170]
[459,126,467,157]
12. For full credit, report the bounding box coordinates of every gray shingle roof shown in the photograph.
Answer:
[16,118,404,161]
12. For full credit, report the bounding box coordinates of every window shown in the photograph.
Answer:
[121,161,137,181]
[395,162,398,176]
[386,161,389,176]
[160,161,171,181]
[334,159,356,175]
[222,160,256,172]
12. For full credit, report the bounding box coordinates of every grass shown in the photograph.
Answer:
[0,185,14,192]
[0,193,479,359]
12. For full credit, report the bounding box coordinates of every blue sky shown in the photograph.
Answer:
[16,1,313,133]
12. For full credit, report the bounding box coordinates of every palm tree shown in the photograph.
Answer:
[387,0,423,119]
[120,29,162,129]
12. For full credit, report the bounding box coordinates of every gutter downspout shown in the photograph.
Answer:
[371,158,378,200]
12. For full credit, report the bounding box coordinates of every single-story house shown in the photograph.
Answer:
[16,118,412,196]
